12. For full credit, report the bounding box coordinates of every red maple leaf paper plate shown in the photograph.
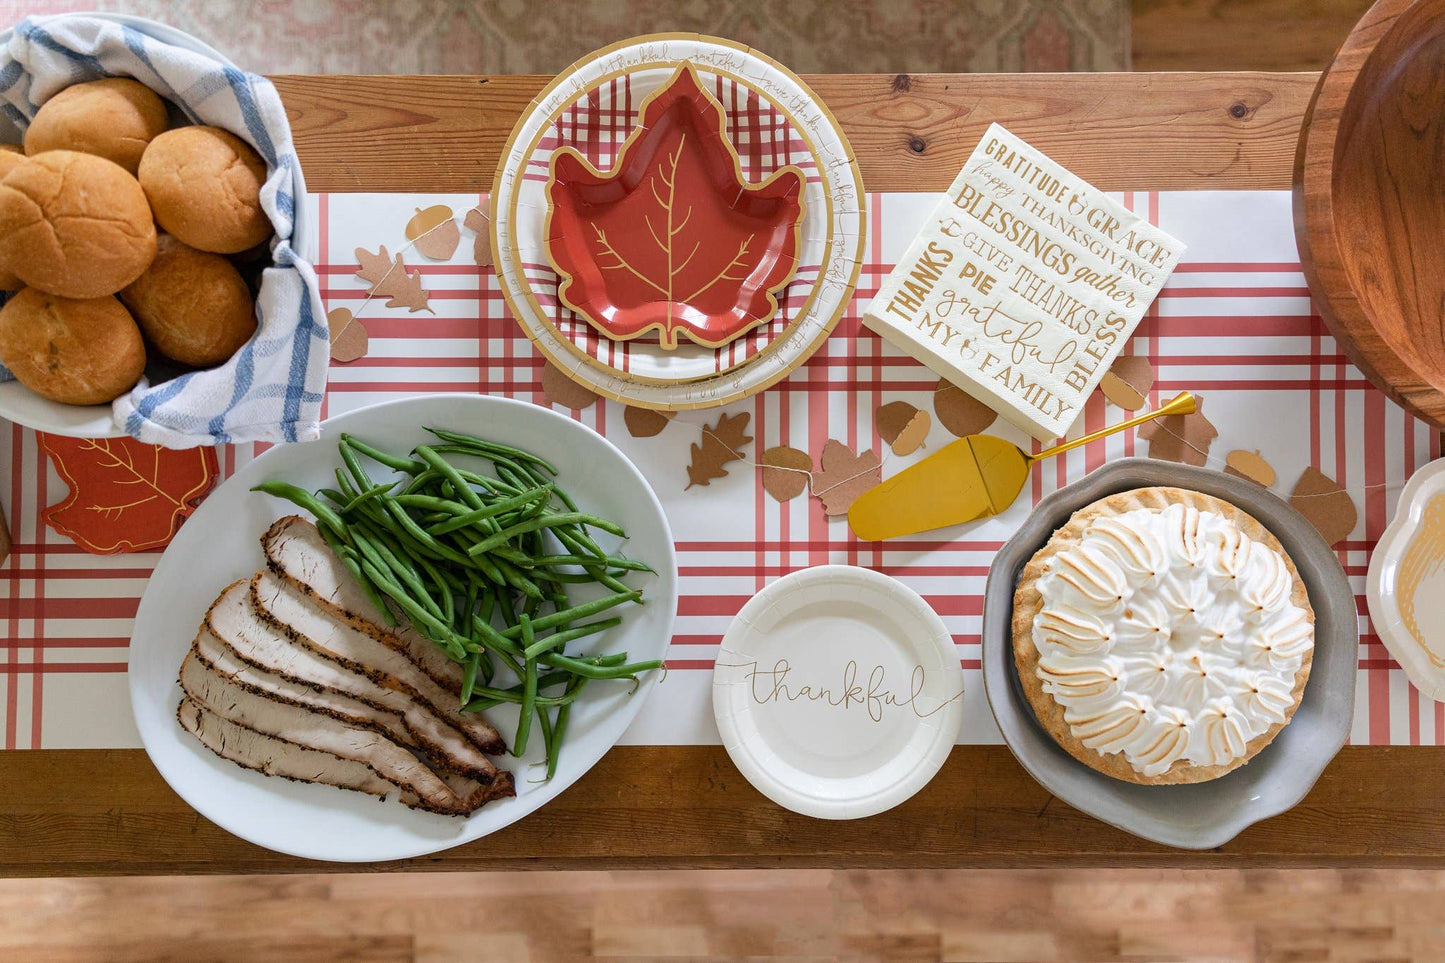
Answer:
[545,64,807,351]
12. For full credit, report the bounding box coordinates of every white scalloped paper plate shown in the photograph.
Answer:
[1368,459,1445,702]
[491,34,865,410]
[712,566,963,820]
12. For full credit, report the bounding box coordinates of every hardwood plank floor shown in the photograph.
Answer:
[1133,0,1374,70]
[3,869,1444,961]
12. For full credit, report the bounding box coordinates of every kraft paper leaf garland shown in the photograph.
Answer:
[624,406,673,438]
[1291,467,1358,547]
[405,205,461,260]
[1100,356,1155,411]
[38,434,218,554]
[1138,393,1219,467]
[1225,449,1277,487]
[875,401,930,456]
[935,378,997,437]
[812,440,883,515]
[540,360,600,410]
[685,412,752,489]
[330,207,485,363]
[760,446,813,502]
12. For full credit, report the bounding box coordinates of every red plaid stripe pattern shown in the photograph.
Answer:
[0,188,1439,749]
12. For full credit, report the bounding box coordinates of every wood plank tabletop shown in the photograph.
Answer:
[10,71,1436,877]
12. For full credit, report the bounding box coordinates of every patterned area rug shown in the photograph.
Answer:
[1,0,1130,74]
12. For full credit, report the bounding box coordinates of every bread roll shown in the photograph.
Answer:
[121,235,256,366]
[0,288,146,405]
[24,78,168,175]
[0,150,157,298]
[138,126,271,253]
[0,149,26,290]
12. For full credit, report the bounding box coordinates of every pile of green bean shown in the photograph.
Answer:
[253,427,661,778]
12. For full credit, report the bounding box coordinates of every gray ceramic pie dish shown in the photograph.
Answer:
[981,458,1357,850]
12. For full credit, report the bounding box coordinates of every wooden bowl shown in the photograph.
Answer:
[1295,0,1445,429]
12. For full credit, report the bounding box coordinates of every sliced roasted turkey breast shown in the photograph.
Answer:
[250,569,506,756]
[261,516,475,696]
[204,579,502,781]
[180,649,488,816]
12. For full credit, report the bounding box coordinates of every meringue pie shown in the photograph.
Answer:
[1011,487,1315,784]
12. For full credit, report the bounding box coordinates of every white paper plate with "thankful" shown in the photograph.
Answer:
[712,565,963,819]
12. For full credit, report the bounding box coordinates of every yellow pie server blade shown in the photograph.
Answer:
[848,392,1197,541]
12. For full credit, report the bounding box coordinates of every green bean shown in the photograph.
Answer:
[429,485,552,536]
[313,518,394,625]
[499,590,642,639]
[251,481,348,535]
[544,652,663,679]
[513,616,539,757]
[414,445,486,511]
[460,652,480,706]
[424,427,558,473]
[350,526,442,621]
[532,554,654,573]
[339,433,424,474]
[337,438,377,493]
[393,493,476,515]
[358,558,463,659]
[547,696,577,779]
[523,617,622,660]
[466,512,625,557]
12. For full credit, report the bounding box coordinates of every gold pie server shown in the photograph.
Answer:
[848,391,1198,541]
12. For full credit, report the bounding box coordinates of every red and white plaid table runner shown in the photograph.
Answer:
[0,188,1437,749]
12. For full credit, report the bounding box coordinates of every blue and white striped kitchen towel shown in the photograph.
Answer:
[0,15,328,447]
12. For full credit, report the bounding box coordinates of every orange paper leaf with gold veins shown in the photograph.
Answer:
[37,434,218,554]
[547,65,805,350]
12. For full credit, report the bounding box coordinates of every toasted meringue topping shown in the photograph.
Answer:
[1032,502,1312,777]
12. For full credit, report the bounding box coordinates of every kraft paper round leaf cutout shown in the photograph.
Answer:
[405,205,460,261]
[463,205,493,269]
[685,412,753,490]
[327,307,369,364]
[355,246,433,314]
[876,401,930,456]
[1225,449,1277,487]
[38,434,218,554]
[760,446,813,502]
[934,378,997,437]
[1100,355,1155,411]
[813,439,883,516]
[1138,393,1218,467]
[1291,466,1358,547]
[540,361,599,410]
[624,406,673,438]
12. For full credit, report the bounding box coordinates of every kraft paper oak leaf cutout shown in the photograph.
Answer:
[37,433,218,554]
[354,245,433,314]
[811,439,883,516]
[685,412,753,490]
[547,65,806,350]
[1138,393,1218,467]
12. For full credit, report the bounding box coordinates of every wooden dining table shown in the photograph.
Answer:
[4,69,1440,877]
